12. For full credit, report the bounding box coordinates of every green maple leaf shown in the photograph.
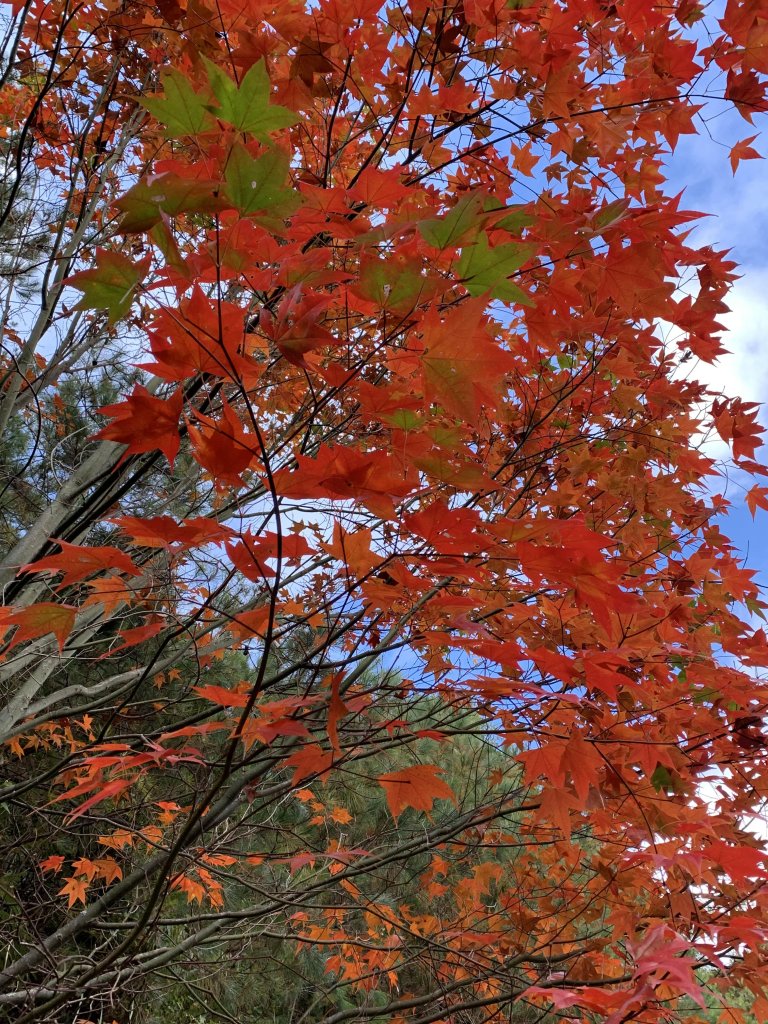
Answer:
[650,764,684,795]
[115,175,227,233]
[356,255,430,313]
[592,197,631,233]
[68,250,149,323]
[202,58,299,139]
[419,196,534,251]
[491,202,535,234]
[418,194,483,250]
[225,144,302,217]
[140,68,215,137]
[457,233,535,303]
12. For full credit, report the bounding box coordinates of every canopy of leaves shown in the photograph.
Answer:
[1,2,768,1024]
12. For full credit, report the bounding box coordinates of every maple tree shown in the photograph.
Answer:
[1,0,768,1021]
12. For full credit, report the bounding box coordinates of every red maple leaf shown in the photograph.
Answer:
[95,385,184,466]
[20,540,142,587]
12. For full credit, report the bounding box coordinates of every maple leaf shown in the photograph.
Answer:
[67,250,150,324]
[111,515,235,549]
[71,856,99,880]
[706,840,768,882]
[94,858,123,884]
[39,855,66,875]
[713,397,766,461]
[225,530,314,583]
[140,290,245,382]
[98,830,134,852]
[202,853,237,867]
[94,385,184,466]
[77,715,94,736]
[188,401,255,486]
[0,602,77,651]
[322,522,381,579]
[457,233,534,303]
[404,500,482,554]
[290,35,335,87]
[225,143,302,218]
[171,872,207,905]
[202,58,299,139]
[420,300,514,420]
[284,744,335,783]
[115,174,227,233]
[56,777,133,822]
[418,193,484,249]
[726,68,768,123]
[538,786,581,839]
[354,252,434,314]
[259,286,337,367]
[560,735,600,802]
[227,605,272,642]
[193,684,250,708]
[58,876,89,908]
[273,447,419,518]
[730,135,763,174]
[140,67,215,136]
[746,484,768,518]
[377,766,456,818]
[239,714,310,752]
[20,540,142,587]
[592,195,629,228]
[99,619,166,658]
[517,743,567,789]
[141,290,263,386]
[348,166,410,209]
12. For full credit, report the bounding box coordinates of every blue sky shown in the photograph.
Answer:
[664,100,768,592]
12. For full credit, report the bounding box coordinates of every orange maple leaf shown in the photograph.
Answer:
[284,744,335,783]
[39,855,66,875]
[730,135,763,174]
[0,602,77,652]
[59,876,89,908]
[378,765,456,819]
[746,484,768,519]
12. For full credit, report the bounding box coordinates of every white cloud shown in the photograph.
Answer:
[694,269,768,408]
